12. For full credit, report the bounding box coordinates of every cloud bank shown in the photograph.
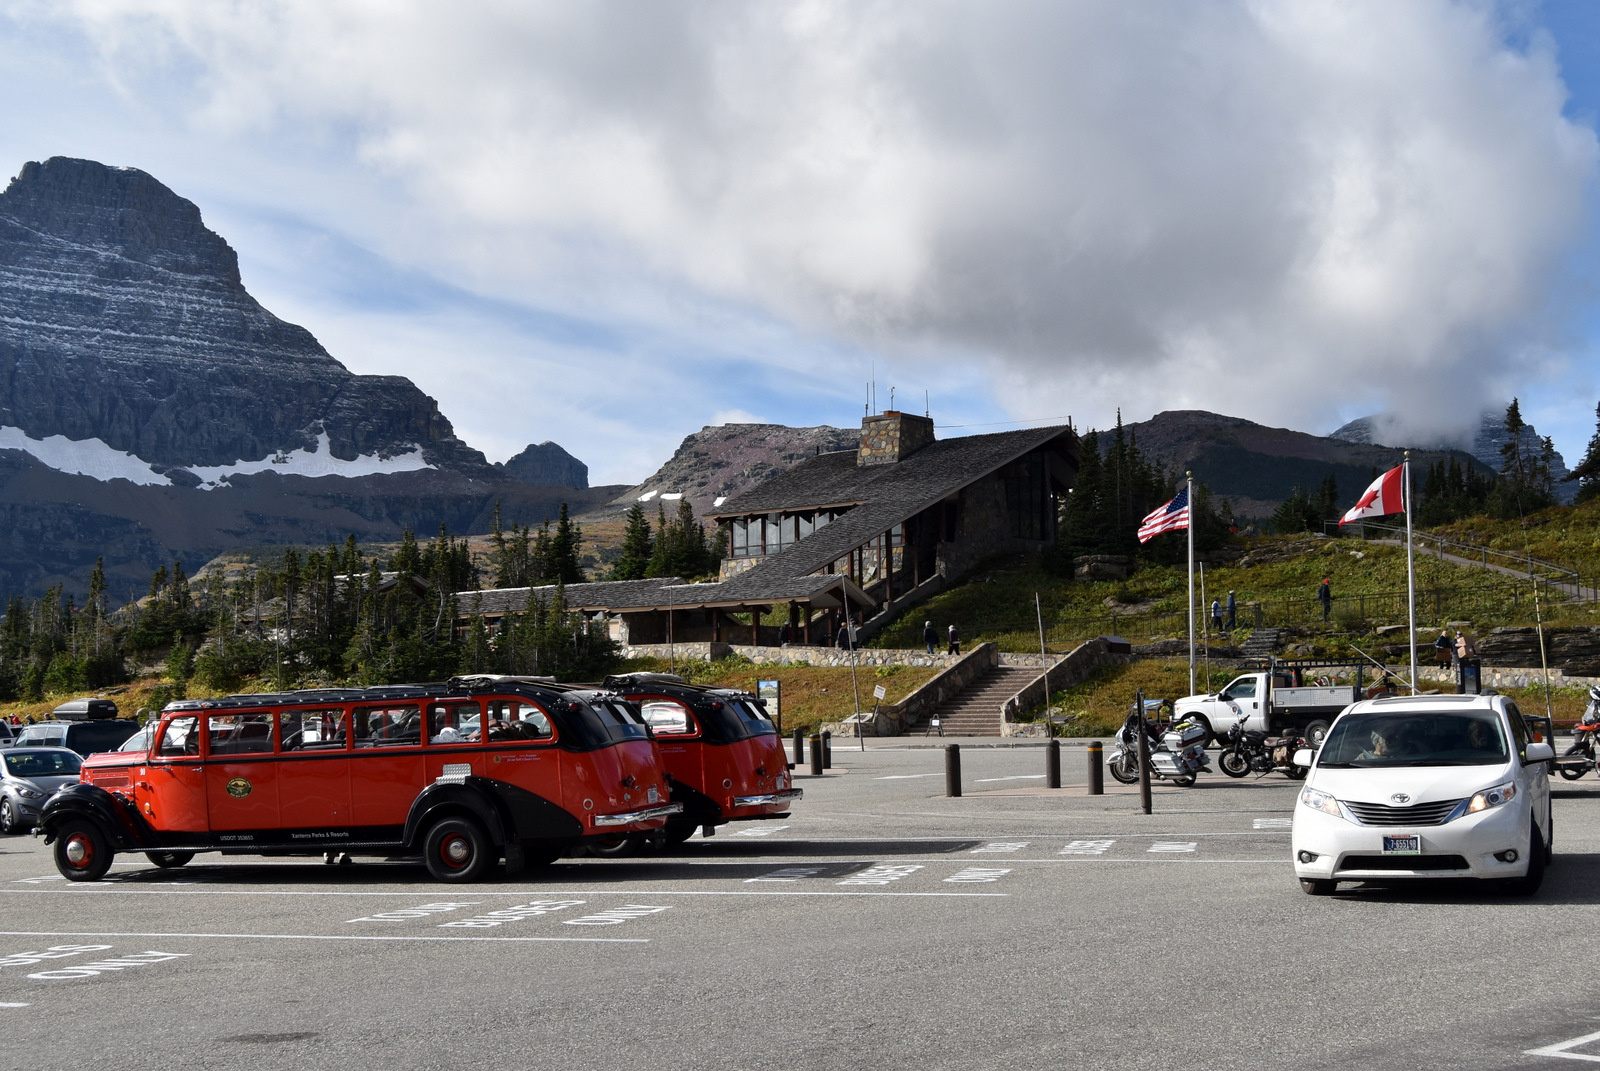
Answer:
[15,0,1599,450]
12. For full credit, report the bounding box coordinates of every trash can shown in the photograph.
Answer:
[1458,659,1481,695]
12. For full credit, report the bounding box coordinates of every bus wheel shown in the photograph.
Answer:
[662,820,698,846]
[55,820,113,882]
[146,851,194,869]
[587,835,642,858]
[423,817,491,883]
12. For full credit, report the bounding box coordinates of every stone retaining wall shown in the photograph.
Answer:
[822,643,1000,736]
[619,642,957,668]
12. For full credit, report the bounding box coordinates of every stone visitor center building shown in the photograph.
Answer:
[459,412,1080,649]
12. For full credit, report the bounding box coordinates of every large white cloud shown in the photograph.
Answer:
[13,0,1598,450]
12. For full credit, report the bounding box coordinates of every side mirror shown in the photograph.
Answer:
[1293,748,1315,768]
[1525,741,1554,764]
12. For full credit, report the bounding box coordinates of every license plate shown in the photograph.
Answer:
[1382,834,1421,855]
[647,787,659,804]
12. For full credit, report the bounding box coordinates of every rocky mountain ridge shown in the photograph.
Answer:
[1330,412,1574,502]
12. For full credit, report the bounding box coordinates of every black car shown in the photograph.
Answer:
[13,720,141,757]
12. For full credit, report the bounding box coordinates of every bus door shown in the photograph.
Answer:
[138,715,208,835]
[481,698,559,794]
[204,712,279,837]
[350,704,425,831]
[636,697,703,787]
[277,707,353,833]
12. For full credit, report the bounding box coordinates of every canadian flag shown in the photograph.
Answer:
[1339,464,1405,525]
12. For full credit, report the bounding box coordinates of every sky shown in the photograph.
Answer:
[2,1,1600,486]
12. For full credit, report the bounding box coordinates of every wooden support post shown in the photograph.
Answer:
[751,606,761,647]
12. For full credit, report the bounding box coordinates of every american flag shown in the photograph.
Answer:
[1136,487,1190,544]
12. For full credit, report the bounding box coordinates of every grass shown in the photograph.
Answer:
[613,656,940,735]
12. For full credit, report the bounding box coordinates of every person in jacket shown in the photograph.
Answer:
[1316,578,1333,622]
[1225,590,1237,631]
[923,621,937,655]
[947,623,960,656]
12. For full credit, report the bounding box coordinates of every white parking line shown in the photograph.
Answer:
[733,825,789,837]
[971,842,1028,853]
[945,868,1010,883]
[1525,1028,1600,1062]
[745,868,823,883]
[874,774,941,780]
[1059,840,1116,855]
[0,1003,27,1008]
[1253,818,1292,830]
[974,776,1046,783]
[837,865,924,886]
[0,929,646,944]
[1147,843,1198,853]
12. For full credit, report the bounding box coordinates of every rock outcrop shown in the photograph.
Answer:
[607,423,859,519]
[501,441,588,489]
[0,157,490,473]
[1330,412,1573,502]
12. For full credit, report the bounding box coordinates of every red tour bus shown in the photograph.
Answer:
[601,673,800,852]
[40,677,679,883]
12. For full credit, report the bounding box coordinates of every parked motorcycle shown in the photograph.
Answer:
[1107,707,1209,787]
[1557,686,1600,781]
[1216,722,1311,781]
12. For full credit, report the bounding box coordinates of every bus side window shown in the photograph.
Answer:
[486,700,550,741]
[158,716,199,757]
[281,708,346,751]
[428,702,479,744]
[209,713,273,755]
[641,699,695,736]
[358,705,422,747]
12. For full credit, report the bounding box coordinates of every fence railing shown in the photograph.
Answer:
[1335,520,1588,595]
[949,576,1560,652]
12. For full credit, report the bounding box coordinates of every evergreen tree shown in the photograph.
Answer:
[546,503,586,584]
[1566,401,1600,505]
[611,503,654,580]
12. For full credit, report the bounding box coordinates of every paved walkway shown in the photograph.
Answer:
[1371,537,1598,602]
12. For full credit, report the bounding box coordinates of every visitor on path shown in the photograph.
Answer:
[1455,630,1476,662]
[1225,590,1237,631]
[778,622,792,646]
[836,621,851,650]
[923,620,937,655]
[1211,599,1223,633]
[1317,578,1333,622]
[1434,630,1453,669]
[947,623,961,656]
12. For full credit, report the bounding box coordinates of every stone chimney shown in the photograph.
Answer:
[858,411,935,467]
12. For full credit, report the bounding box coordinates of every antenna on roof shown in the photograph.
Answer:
[925,390,930,418]
[890,387,895,411]
[864,382,869,417]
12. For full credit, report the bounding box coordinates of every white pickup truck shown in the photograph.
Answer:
[1173,663,1372,746]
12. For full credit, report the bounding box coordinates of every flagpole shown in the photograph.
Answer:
[1187,470,1195,696]
[1405,451,1416,693]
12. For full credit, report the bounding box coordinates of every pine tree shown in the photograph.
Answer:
[548,503,586,584]
[611,503,654,580]
[1566,401,1600,504]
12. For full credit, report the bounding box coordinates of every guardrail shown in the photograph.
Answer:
[1337,520,1589,596]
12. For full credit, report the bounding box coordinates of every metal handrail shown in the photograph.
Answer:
[1345,521,1580,584]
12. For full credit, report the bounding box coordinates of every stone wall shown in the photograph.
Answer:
[999,636,1135,734]
[823,642,1000,735]
[619,642,958,669]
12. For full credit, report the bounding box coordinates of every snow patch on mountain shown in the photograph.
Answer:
[0,425,170,484]
[186,433,432,486]
[0,427,432,487]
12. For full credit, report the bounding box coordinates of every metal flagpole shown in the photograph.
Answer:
[1404,452,1416,693]
[1187,470,1195,696]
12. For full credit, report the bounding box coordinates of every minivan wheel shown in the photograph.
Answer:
[1300,879,1337,896]
[423,817,491,883]
[54,820,113,882]
[1503,820,1547,897]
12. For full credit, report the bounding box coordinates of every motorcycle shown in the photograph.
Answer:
[1107,705,1209,787]
[1216,721,1311,781]
[1557,686,1600,781]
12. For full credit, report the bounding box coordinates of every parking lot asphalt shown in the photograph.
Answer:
[3,741,1600,1071]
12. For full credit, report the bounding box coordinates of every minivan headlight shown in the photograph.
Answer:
[1467,781,1517,813]
[1299,785,1345,819]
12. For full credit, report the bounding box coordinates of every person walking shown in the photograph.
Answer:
[836,621,850,650]
[923,620,937,655]
[1210,598,1223,633]
[947,623,961,656]
[778,621,792,646]
[1317,578,1333,622]
[1433,630,1453,670]
[1225,590,1237,631]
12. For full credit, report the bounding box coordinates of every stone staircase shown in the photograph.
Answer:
[1239,627,1284,660]
[917,665,1038,736]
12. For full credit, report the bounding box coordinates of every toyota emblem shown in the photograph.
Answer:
[1390,793,1411,804]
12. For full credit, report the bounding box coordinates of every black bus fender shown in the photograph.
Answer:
[403,779,513,849]
[39,784,150,851]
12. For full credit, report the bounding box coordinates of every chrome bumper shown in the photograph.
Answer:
[732,788,805,807]
[592,802,684,828]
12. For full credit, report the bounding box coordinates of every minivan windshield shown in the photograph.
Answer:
[1318,710,1509,768]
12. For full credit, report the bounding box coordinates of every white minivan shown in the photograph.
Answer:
[1291,694,1553,896]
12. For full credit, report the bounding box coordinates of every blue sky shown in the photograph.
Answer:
[2,2,1600,485]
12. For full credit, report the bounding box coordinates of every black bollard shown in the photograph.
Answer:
[793,727,805,766]
[1136,689,1152,816]
[808,734,824,776]
[945,744,962,797]
[1087,740,1103,795]
[1046,739,1061,789]
[822,730,832,769]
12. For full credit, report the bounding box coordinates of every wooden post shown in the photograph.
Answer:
[751,606,760,647]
